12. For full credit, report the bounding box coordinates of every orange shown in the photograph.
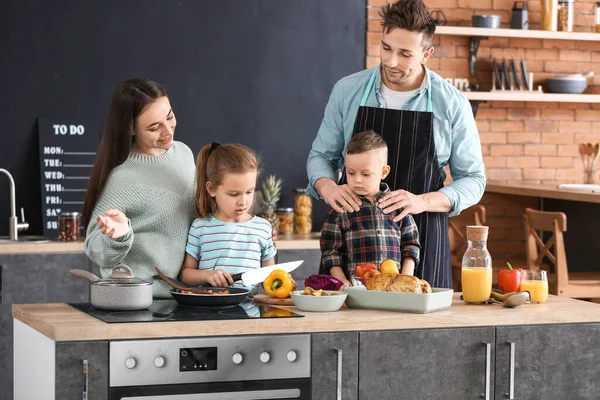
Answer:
[380,259,399,274]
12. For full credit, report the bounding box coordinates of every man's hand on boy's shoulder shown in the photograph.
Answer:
[317,180,362,214]
[377,189,426,222]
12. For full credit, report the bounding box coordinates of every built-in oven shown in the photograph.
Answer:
[109,334,311,400]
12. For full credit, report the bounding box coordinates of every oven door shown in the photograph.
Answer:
[109,378,311,400]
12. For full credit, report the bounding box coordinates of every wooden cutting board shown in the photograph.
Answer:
[252,294,294,306]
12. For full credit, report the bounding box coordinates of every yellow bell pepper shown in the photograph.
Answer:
[263,269,295,299]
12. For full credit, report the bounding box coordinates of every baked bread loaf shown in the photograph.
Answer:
[365,273,432,294]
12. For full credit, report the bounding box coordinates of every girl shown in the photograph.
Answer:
[179,142,276,288]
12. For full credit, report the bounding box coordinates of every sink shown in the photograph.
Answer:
[0,235,52,244]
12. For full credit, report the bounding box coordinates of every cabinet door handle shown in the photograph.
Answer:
[335,348,343,400]
[482,342,491,400]
[82,359,88,400]
[505,341,515,399]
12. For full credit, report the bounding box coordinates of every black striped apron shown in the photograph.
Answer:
[345,69,451,288]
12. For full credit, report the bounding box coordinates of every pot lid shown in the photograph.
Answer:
[554,72,594,80]
[92,277,152,286]
[91,264,152,286]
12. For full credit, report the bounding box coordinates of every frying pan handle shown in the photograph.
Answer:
[110,264,134,279]
[70,269,100,282]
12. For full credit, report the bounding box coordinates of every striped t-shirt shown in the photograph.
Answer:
[185,216,277,279]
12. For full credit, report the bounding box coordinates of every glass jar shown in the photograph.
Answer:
[595,2,600,33]
[293,189,312,234]
[557,0,573,32]
[276,207,294,235]
[58,211,82,241]
[540,0,558,31]
[461,226,492,304]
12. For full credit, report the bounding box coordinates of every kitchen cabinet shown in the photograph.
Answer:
[55,340,109,400]
[359,327,495,400]
[311,332,359,400]
[0,252,93,400]
[495,323,600,400]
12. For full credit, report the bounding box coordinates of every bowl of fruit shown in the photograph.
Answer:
[352,259,399,285]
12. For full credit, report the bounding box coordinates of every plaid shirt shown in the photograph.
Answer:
[320,183,420,277]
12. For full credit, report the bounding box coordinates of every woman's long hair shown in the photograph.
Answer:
[82,79,168,227]
[195,143,260,218]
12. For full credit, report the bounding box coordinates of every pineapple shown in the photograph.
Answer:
[258,175,282,234]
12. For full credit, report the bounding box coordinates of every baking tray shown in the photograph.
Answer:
[344,286,454,314]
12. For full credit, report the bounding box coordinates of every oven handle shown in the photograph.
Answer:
[335,348,343,400]
[120,389,302,400]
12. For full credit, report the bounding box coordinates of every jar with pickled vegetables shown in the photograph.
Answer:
[293,188,312,234]
[276,207,294,235]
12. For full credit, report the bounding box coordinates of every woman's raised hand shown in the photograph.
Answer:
[96,209,130,239]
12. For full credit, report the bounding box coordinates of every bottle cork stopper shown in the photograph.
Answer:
[466,225,489,242]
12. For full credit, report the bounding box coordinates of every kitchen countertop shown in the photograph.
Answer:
[12,294,600,342]
[0,233,321,254]
[486,182,600,204]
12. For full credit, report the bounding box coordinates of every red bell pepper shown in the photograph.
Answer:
[498,262,524,293]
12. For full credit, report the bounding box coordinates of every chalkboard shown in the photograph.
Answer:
[0,0,365,236]
[38,118,101,238]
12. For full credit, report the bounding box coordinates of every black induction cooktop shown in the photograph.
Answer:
[69,299,303,323]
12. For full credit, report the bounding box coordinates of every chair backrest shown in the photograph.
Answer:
[449,205,487,264]
[523,208,568,287]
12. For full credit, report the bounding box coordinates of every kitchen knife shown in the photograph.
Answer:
[230,260,304,286]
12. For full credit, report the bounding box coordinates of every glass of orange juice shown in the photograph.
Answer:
[519,270,549,303]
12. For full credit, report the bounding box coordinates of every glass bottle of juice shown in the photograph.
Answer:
[461,225,492,304]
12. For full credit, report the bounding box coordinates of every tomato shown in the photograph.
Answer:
[355,263,377,277]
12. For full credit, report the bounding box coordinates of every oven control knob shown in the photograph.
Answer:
[124,357,137,369]
[260,351,271,363]
[232,352,244,365]
[286,350,298,362]
[154,356,165,368]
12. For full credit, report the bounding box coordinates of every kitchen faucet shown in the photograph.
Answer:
[0,168,29,240]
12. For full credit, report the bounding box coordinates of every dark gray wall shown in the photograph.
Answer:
[0,0,366,236]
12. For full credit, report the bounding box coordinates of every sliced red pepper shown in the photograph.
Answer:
[498,262,524,293]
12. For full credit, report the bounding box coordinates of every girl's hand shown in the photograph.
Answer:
[96,209,130,239]
[341,279,352,288]
[206,270,234,287]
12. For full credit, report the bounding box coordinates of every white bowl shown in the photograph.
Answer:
[290,290,348,312]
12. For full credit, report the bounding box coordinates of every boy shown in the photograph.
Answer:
[320,130,420,287]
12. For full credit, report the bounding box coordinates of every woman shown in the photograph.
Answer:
[83,79,196,298]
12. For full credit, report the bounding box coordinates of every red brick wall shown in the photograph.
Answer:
[366,0,600,263]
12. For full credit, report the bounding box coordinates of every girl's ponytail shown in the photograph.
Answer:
[195,144,215,218]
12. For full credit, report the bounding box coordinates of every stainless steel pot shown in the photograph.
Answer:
[70,264,153,311]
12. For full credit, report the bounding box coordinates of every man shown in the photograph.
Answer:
[306,0,485,288]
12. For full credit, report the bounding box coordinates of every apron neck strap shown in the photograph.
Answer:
[361,67,433,112]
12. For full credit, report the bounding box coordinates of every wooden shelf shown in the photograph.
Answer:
[464,91,600,103]
[436,26,600,41]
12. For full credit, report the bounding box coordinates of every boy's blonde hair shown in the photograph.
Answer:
[346,130,388,161]
[195,143,260,218]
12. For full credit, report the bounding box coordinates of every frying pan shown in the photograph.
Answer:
[170,288,249,307]
[155,267,249,307]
